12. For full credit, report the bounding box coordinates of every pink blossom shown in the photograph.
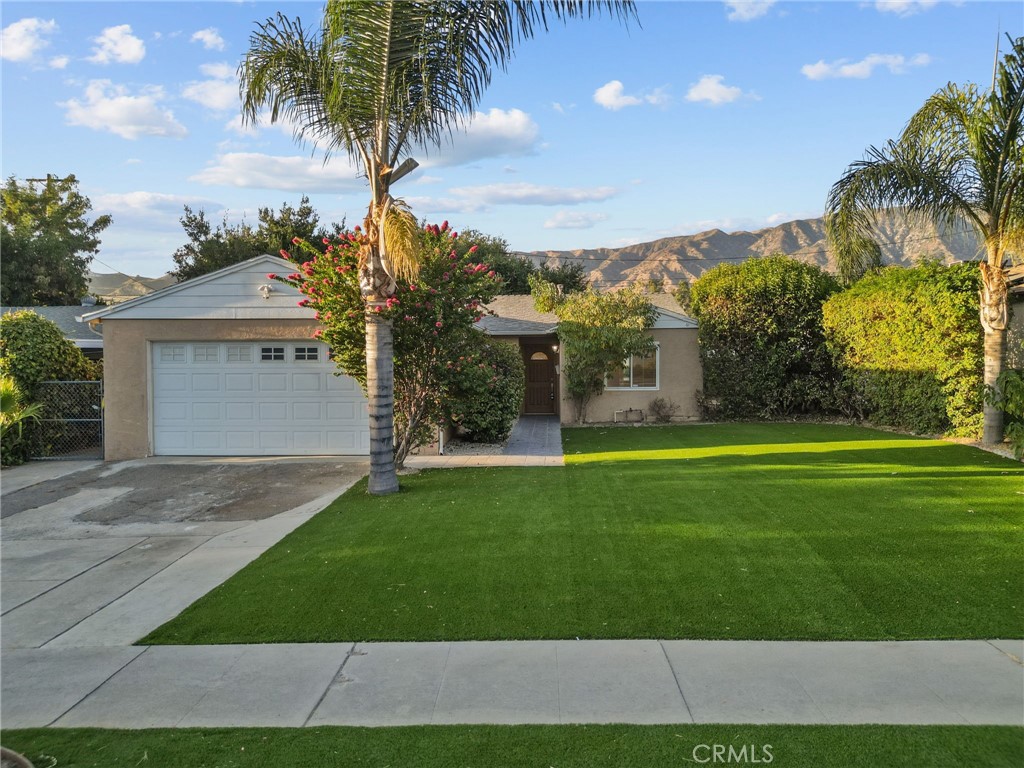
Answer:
[297,299,310,307]
[435,321,443,328]
[292,237,302,245]
[441,220,449,231]
[280,249,291,259]
[313,329,323,338]
[322,237,331,245]
[266,273,277,279]
[468,245,479,254]
[408,284,417,291]
[404,315,414,321]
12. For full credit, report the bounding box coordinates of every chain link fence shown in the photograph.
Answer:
[30,380,103,460]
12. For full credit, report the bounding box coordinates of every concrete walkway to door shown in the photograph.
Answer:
[404,416,563,469]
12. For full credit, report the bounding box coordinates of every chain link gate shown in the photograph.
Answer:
[31,380,103,460]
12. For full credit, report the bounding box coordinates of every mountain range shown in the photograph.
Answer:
[526,215,984,290]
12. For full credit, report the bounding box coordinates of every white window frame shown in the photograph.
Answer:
[605,344,660,391]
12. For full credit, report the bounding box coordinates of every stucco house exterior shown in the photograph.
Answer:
[478,294,701,425]
[83,255,702,460]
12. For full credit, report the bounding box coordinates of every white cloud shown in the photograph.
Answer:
[405,196,489,215]
[88,25,145,65]
[446,182,617,206]
[182,78,238,112]
[190,152,365,192]
[724,1,776,21]
[191,27,225,51]
[874,0,939,16]
[685,75,746,106]
[421,108,541,167]
[49,55,69,70]
[1,18,57,62]
[593,80,668,111]
[223,111,301,139]
[413,174,443,185]
[60,80,187,140]
[801,53,931,80]
[544,211,609,230]
[92,191,222,224]
[200,62,234,79]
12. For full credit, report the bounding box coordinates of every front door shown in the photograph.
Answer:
[523,345,556,415]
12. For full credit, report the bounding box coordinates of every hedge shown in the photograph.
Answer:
[822,261,983,437]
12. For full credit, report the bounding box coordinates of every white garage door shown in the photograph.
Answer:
[152,341,369,456]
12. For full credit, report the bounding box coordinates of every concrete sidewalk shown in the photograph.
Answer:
[3,639,1021,729]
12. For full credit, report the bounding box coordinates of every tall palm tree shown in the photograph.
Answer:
[825,36,1024,445]
[240,1,635,494]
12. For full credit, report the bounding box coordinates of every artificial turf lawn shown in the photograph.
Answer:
[142,423,1023,644]
[3,725,1021,768]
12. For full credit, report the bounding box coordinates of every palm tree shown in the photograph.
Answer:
[240,1,635,493]
[825,36,1024,445]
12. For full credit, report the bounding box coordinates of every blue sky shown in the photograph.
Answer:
[2,1,1020,277]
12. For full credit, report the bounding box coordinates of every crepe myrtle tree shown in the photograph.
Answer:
[270,222,502,468]
[240,0,635,494]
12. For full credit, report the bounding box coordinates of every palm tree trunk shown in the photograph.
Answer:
[365,305,400,495]
[979,261,1008,445]
[982,328,1006,444]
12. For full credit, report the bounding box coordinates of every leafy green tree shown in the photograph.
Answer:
[533,278,657,423]
[0,175,111,306]
[538,260,589,294]
[171,196,327,281]
[273,222,501,466]
[240,0,635,494]
[825,36,1024,444]
[690,255,840,420]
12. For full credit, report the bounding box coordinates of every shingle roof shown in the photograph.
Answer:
[478,295,559,336]
[1,306,104,343]
[479,292,696,336]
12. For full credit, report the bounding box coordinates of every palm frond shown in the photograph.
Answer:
[380,198,421,282]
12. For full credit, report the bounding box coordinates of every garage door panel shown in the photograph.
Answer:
[155,373,188,393]
[225,402,254,421]
[294,402,322,420]
[192,402,220,421]
[152,342,367,456]
[225,373,255,391]
[258,373,288,391]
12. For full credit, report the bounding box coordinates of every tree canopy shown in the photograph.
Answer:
[0,175,111,306]
[171,196,336,282]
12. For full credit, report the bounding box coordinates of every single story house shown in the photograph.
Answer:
[478,293,701,425]
[2,305,105,360]
[82,255,702,461]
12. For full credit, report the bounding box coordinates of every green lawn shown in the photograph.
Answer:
[143,424,1023,644]
[3,725,1021,768]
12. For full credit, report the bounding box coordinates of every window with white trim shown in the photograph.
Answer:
[294,346,320,362]
[606,346,659,390]
[261,346,285,361]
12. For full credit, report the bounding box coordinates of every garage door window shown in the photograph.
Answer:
[193,345,219,363]
[226,345,253,363]
[160,345,185,363]
[295,347,320,362]
[261,346,285,361]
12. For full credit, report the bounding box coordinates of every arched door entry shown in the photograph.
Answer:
[523,345,557,415]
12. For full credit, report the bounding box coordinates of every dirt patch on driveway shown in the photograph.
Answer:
[1,459,368,524]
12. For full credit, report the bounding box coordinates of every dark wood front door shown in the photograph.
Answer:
[523,345,556,414]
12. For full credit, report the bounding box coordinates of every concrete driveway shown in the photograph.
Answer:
[0,457,367,650]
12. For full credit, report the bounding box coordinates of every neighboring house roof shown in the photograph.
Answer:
[80,255,314,323]
[480,292,697,336]
[1,306,105,348]
[1008,264,1024,296]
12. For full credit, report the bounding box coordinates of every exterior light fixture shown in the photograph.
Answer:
[258,284,274,299]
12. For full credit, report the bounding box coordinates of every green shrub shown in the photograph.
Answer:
[690,255,841,419]
[448,338,525,442]
[0,374,42,466]
[985,369,1024,459]
[0,310,98,397]
[822,262,983,437]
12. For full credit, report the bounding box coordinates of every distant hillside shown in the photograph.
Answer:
[527,215,984,290]
[87,271,175,304]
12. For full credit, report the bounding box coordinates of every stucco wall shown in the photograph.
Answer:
[102,318,318,460]
[558,327,702,425]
